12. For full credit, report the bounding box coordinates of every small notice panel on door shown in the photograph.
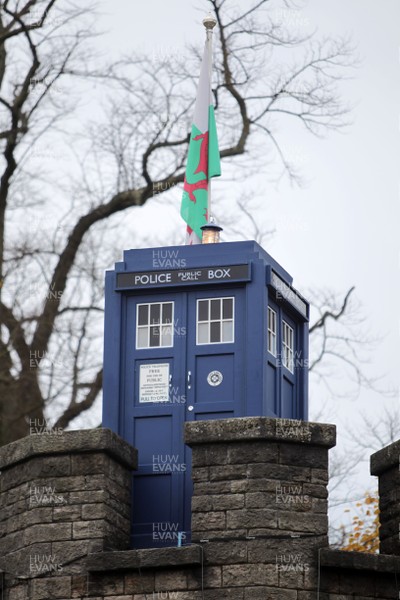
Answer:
[139,363,170,403]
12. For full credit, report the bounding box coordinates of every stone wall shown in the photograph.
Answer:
[0,418,399,599]
[0,428,137,598]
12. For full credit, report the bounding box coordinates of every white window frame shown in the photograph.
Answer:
[136,302,174,349]
[196,297,235,345]
[282,320,294,373]
[267,307,277,357]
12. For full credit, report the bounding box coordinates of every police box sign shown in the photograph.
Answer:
[116,264,250,289]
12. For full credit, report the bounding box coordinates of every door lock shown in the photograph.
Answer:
[188,405,194,411]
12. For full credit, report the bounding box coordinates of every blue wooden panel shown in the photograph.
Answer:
[134,416,173,464]
[194,412,234,420]
[266,362,278,416]
[195,354,234,404]
[133,474,172,522]
[282,376,294,418]
[186,287,245,423]
[132,474,173,548]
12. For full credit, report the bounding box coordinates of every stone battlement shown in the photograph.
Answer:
[0,418,398,599]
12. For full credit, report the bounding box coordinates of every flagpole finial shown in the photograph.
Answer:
[203,13,217,30]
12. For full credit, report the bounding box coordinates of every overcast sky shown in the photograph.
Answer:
[97,0,400,524]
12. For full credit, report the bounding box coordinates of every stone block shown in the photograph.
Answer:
[87,573,124,596]
[279,444,328,469]
[222,563,278,587]
[124,572,155,594]
[246,463,312,482]
[72,519,110,539]
[52,539,102,569]
[191,511,226,531]
[155,569,188,590]
[209,464,248,482]
[69,490,106,504]
[192,494,244,512]
[311,468,329,485]
[8,584,30,600]
[204,541,248,565]
[191,445,229,467]
[7,507,54,533]
[81,503,106,520]
[227,442,279,464]
[0,456,71,491]
[23,523,72,545]
[245,491,277,508]
[191,467,209,482]
[187,566,222,589]
[70,453,109,476]
[31,576,72,600]
[244,587,297,600]
[277,512,327,534]
[53,505,82,522]
[226,508,277,530]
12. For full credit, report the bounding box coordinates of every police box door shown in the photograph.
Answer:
[124,287,244,548]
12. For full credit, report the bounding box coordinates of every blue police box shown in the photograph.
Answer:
[102,240,309,548]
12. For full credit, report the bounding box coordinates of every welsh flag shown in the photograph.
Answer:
[181,34,221,244]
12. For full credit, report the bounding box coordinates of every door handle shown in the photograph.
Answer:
[187,370,192,390]
[169,373,172,388]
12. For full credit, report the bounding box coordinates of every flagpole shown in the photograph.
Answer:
[203,14,217,224]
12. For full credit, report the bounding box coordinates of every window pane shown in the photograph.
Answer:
[210,322,221,343]
[162,303,173,324]
[137,328,148,348]
[222,321,233,342]
[161,323,172,337]
[210,299,221,320]
[198,323,208,344]
[268,332,276,356]
[138,305,149,326]
[150,303,161,325]
[267,308,277,356]
[223,298,233,319]
[161,326,172,347]
[198,300,209,322]
[282,321,294,372]
[197,297,234,345]
[149,326,160,347]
